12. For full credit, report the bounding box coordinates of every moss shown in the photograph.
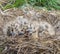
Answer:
[0,47,3,53]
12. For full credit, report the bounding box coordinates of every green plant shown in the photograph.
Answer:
[13,0,26,7]
[28,0,60,10]
[2,0,26,10]
[1,0,60,10]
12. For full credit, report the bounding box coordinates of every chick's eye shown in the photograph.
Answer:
[45,25,48,29]
[56,25,60,29]
[56,26,59,29]
[24,22,26,24]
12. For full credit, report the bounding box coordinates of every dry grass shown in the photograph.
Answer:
[0,6,60,54]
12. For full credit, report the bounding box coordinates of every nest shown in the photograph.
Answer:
[1,36,60,54]
[0,6,60,54]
